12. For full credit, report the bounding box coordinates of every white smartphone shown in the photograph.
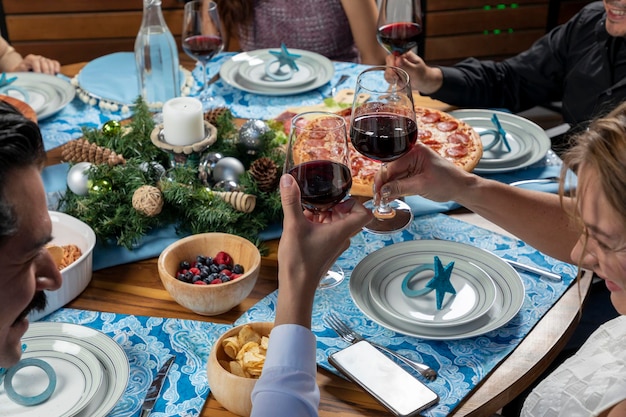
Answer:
[328,341,439,417]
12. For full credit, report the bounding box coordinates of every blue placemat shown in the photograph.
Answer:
[235,213,577,417]
[42,308,230,417]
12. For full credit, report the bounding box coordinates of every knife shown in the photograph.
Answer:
[140,356,176,417]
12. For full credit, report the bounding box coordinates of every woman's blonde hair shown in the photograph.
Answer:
[560,101,626,225]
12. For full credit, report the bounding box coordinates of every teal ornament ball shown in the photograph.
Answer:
[66,162,93,196]
[102,120,122,137]
[238,119,270,155]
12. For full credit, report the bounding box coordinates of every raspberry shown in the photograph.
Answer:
[213,251,233,267]
[189,267,201,276]
[210,278,222,285]
[194,281,207,285]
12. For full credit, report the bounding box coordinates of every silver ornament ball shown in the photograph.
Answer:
[212,157,245,182]
[66,162,93,196]
[238,119,270,155]
[198,152,224,185]
[213,179,241,192]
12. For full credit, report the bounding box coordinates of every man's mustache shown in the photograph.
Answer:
[14,291,47,324]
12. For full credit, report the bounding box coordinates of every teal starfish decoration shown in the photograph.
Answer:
[425,256,456,310]
[269,43,301,71]
[0,72,17,88]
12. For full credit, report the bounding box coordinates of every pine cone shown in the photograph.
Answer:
[204,106,230,125]
[249,157,279,192]
[61,138,126,166]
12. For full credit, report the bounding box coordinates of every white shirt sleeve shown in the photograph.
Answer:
[250,324,320,417]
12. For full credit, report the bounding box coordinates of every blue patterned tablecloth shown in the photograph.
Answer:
[235,213,577,417]
[42,308,230,417]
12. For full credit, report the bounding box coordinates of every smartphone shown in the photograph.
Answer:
[329,341,439,417]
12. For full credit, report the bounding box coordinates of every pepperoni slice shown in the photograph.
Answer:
[437,120,459,132]
[421,112,441,124]
[446,144,468,158]
[418,129,433,139]
[448,132,470,144]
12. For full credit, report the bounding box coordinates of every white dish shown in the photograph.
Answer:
[22,322,129,417]
[29,212,96,322]
[0,73,75,120]
[0,338,103,416]
[220,49,334,96]
[449,109,551,173]
[368,256,496,328]
[237,56,317,88]
[349,240,525,340]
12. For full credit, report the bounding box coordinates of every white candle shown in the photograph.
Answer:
[162,97,205,146]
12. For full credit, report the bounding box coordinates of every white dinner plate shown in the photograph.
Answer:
[449,109,551,174]
[22,323,129,417]
[220,48,334,96]
[237,55,317,88]
[0,338,103,416]
[368,256,496,328]
[350,240,525,340]
[0,73,75,120]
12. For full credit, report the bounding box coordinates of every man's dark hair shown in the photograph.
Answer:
[0,102,45,243]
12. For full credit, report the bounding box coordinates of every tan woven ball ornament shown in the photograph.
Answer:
[132,185,164,217]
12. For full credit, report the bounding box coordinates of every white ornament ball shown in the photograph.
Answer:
[66,162,93,196]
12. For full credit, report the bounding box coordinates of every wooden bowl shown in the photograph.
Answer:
[207,322,273,416]
[157,233,261,316]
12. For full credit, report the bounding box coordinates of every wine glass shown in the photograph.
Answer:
[377,0,423,56]
[350,66,417,234]
[182,0,224,107]
[284,111,352,289]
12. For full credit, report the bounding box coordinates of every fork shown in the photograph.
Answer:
[324,313,438,381]
[329,74,350,98]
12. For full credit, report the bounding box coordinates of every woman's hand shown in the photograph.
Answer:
[12,54,60,74]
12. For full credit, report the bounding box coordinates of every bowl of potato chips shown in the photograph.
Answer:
[28,211,96,321]
[207,322,273,416]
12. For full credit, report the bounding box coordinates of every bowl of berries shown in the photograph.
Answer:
[157,232,261,316]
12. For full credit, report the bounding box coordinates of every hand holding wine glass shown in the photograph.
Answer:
[284,111,353,288]
[350,66,418,234]
[377,0,423,56]
[182,0,224,107]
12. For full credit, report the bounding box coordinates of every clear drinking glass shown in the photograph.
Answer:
[377,0,424,56]
[350,66,417,234]
[284,111,352,288]
[182,0,224,107]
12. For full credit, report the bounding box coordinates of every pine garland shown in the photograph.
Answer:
[59,97,285,252]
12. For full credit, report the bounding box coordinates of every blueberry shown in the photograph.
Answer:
[179,260,191,270]
[233,264,244,274]
[192,275,202,283]
[205,256,213,265]
[196,255,207,265]
[218,264,229,271]
[220,275,231,283]
[208,272,220,281]
[184,271,194,281]
[176,273,187,282]
[209,264,220,273]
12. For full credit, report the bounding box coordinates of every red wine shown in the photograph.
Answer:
[289,160,352,212]
[182,35,223,64]
[350,113,418,162]
[377,22,422,55]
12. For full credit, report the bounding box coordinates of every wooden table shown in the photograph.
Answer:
[45,64,592,416]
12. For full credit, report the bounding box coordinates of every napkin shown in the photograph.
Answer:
[42,308,229,417]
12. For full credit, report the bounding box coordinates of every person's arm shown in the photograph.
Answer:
[341,0,388,65]
[250,174,372,417]
[0,37,24,73]
[375,143,580,262]
[0,36,60,74]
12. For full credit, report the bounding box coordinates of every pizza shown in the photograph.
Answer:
[278,106,482,197]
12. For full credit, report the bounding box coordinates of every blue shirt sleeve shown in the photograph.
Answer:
[250,324,320,417]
